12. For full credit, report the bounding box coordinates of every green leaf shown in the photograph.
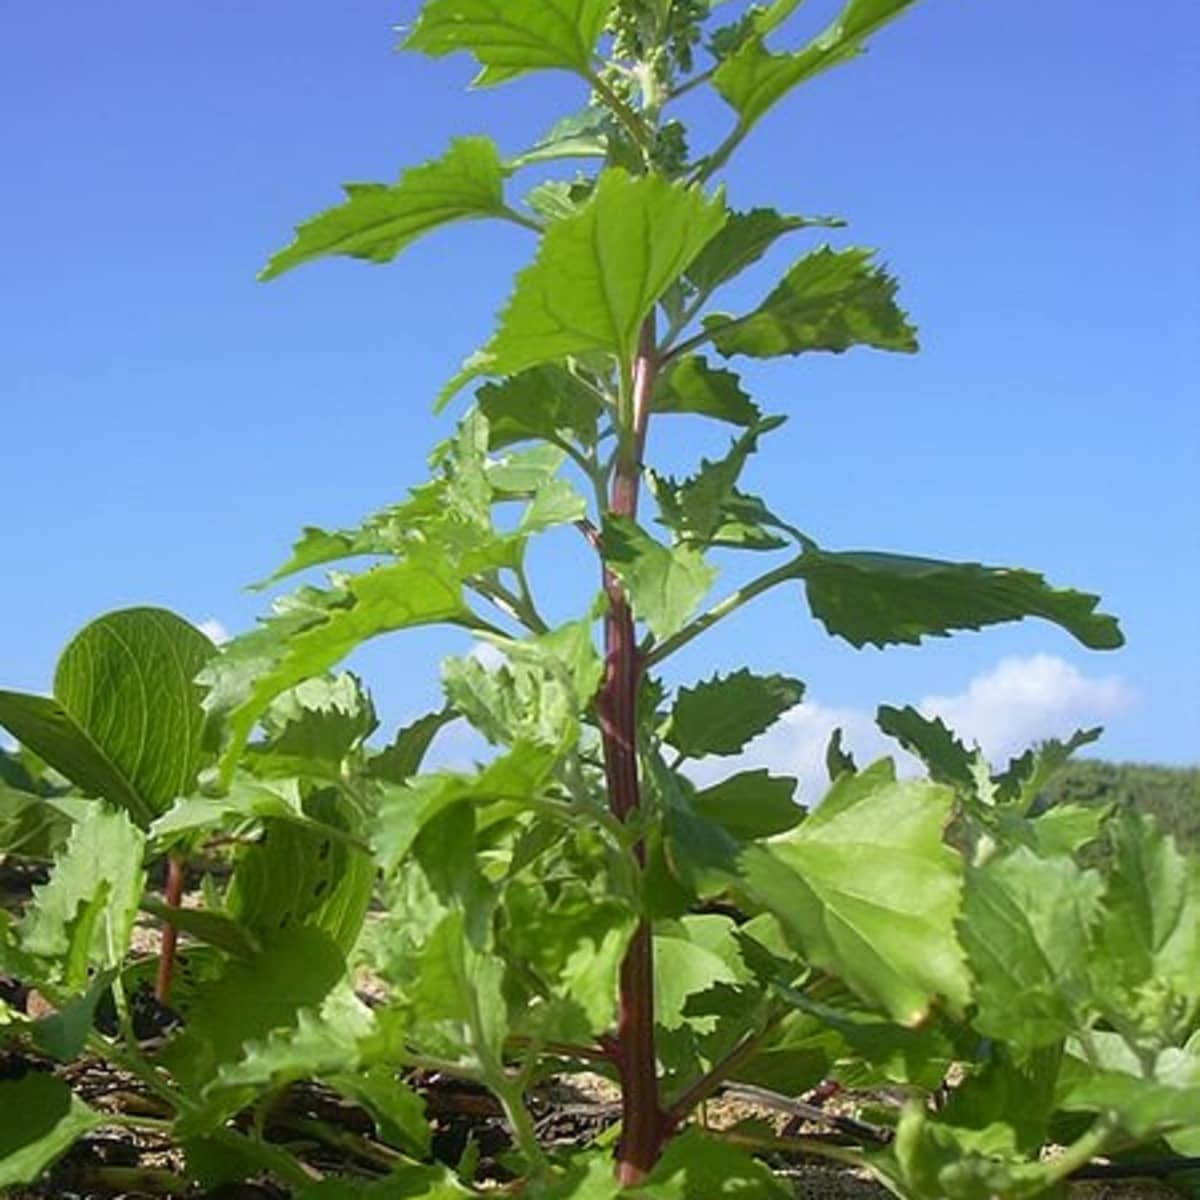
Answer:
[0,694,148,825]
[654,929,740,1031]
[248,673,378,781]
[205,553,472,773]
[31,969,117,1061]
[685,207,842,298]
[959,846,1103,1050]
[0,608,216,827]
[0,785,73,859]
[993,727,1103,809]
[651,417,785,548]
[877,705,975,792]
[476,365,602,450]
[714,0,921,133]
[457,170,727,395]
[141,898,261,959]
[368,709,457,786]
[331,1067,433,1158]
[0,1074,102,1189]
[742,761,970,1024]
[703,246,917,360]
[666,669,803,759]
[1092,811,1200,1034]
[19,803,146,985]
[374,742,558,874]
[161,925,347,1093]
[603,515,718,641]
[403,0,616,84]
[261,137,510,280]
[509,108,613,169]
[652,356,761,426]
[692,770,803,839]
[635,1126,792,1198]
[792,546,1125,650]
[227,791,373,956]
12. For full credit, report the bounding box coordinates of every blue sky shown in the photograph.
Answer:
[2,1,1197,785]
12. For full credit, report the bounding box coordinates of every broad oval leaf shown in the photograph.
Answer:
[0,608,215,827]
[261,137,510,281]
[403,0,617,84]
[741,761,970,1024]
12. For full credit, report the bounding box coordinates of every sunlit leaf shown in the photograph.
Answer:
[452,170,726,399]
[404,0,617,84]
[261,137,510,280]
[603,516,717,641]
[742,761,970,1024]
[703,246,917,360]
[714,0,921,132]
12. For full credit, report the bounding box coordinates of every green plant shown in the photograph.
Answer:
[2,3,1197,1197]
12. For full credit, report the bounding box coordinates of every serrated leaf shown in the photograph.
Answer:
[959,846,1103,1050]
[877,705,975,792]
[651,417,784,548]
[742,761,970,1024]
[374,742,558,874]
[403,0,616,83]
[141,898,261,958]
[249,673,378,781]
[993,727,1102,810]
[652,355,761,426]
[636,1126,792,1198]
[19,803,146,984]
[205,553,472,773]
[161,925,347,1092]
[666,669,803,759]
[692,770,802,839]
[330,1067,432,1158]
[0,608,215,827]
[714,0,921,132]
[685,207,841,298]
[0,1074,102,1189]
[368,709,456,786]
[476,364,602,450]
[602,516,717,641]
[261,137,509,280]
[455,170,727,398]
[654,930,740,1031]
[792,546,1125,650]
[509,108,612,169]
[703,246,917,360]
[825,727,857,781]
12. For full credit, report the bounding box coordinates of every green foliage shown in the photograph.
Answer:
[2,2,1166,1197]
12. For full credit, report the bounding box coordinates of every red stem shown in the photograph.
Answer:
[154,855,185,1004]
[598,320,670,1184]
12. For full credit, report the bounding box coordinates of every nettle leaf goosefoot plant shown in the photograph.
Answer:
[2,2,1198,1197]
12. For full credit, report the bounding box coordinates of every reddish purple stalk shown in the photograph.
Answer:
[597,319,671,1184]
[154,855,185,1004]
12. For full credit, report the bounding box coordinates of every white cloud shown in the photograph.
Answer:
[688,655,1134,804]
[918,653,1134,764]
[196,617,231,645]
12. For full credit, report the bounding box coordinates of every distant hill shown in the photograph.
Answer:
[1040,760,1199,851]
